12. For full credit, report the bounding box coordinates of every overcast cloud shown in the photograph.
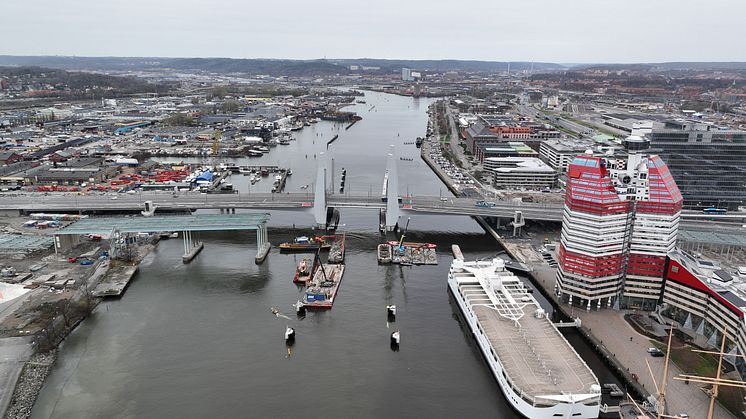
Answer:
[2,0,745,63]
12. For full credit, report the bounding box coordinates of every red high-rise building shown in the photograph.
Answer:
[555,137,683,310]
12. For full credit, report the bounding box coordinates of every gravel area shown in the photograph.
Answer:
[3,350,57,419]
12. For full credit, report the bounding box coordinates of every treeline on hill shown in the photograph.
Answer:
[530,71,746,91]
[0,66,176,98]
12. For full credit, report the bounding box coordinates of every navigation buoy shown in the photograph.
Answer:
[285,326,296,343]
[295,300,306,316]
[390,330,400,348]
[386,304,396,319]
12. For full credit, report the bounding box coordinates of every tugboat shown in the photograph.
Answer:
[279,236,333,252]
[293,258,318,284]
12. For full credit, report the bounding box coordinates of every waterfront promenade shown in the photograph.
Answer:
[530,265,737,419]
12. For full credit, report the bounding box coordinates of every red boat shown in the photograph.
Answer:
[293,258,318,285]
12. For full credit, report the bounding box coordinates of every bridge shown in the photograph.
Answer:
[0,148,744,236]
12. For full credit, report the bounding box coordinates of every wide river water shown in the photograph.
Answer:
[32,91,620,418]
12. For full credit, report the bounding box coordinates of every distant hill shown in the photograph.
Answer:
[330,58,565,72]
[0,56,351,77]
[0,56,568,75]
[571,62,746,71]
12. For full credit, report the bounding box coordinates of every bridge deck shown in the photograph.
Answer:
[55,213,271,235]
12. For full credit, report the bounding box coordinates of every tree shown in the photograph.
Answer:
[162,113,195,126]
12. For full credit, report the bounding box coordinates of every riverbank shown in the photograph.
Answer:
[1,242,156,419]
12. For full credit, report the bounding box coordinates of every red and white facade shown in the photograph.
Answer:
[555,142,683,310]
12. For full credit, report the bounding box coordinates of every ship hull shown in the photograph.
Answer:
[447,277,600,419]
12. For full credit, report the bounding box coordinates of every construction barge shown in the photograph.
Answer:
[328,233,346,263]
[301,263,345,309]
[379,241,437,265]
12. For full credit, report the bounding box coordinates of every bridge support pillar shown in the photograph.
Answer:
[255,223,270,264]
[313,152,327,228]
[512,210,525,237]
[385,145,400,231]
[182,230,204,263]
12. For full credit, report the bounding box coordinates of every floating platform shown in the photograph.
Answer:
[386,242,437,265]
[92,265,138,297]
[302,264,345,309]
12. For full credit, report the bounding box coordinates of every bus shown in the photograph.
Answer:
[703,207,728,215]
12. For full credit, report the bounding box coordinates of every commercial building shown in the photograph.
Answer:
[645,120,746,210]
[473,141,537,164]
[539,139,594,173]
[661,251,746,379]
[484,156,557,190]
[555,136,683,310]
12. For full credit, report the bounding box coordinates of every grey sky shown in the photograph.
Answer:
[3,0,745,63]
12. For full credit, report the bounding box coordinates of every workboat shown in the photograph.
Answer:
[302,263,345,309]
[377,243,392,264]
[448,258,601,418]
[293,258,318,284]
[279,236,333,252]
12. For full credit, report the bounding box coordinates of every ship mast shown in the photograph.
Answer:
[674,330,746,419]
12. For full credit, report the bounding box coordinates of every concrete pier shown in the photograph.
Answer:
[182,242,204,263]
[255,242,270,264]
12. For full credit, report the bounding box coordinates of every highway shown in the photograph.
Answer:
[1,192,744,230]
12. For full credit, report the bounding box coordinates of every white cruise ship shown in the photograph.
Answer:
[448,258,601,419]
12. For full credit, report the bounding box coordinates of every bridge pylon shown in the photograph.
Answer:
[313,152,328,228]
[385,145,400,231]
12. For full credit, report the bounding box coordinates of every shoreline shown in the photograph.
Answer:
[1,243,156,419]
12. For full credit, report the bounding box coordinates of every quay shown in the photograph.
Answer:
[92,265,139,297]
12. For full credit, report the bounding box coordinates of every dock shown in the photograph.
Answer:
[92,265,138,297]
[451,244,464,261]
[326,134,339,149]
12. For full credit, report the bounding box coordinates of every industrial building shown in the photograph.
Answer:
[555,136,683,310]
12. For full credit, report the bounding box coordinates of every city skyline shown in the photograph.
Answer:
[3,0,746,63]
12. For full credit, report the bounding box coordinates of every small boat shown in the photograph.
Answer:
[247,150,263,157]
[285,326,295,343]
[390,330,400,345]
[386,304,396,318]
[293,258,316,284]
[377,243,392,264]
[279,236,333,252]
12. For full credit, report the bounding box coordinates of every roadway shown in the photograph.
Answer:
[0,192,744,228]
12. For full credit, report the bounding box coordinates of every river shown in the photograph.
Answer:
[32,91,620,419]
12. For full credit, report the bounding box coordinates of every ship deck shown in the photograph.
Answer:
[455,273,597,402]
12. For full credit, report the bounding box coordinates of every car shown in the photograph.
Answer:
[475,200,497,208]
[440,197,448,202]
[648,348,664,357]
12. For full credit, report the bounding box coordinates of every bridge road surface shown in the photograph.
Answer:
[0,192,744,229]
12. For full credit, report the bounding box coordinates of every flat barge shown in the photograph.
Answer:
[302,264,345,309]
